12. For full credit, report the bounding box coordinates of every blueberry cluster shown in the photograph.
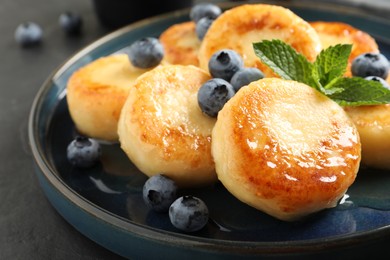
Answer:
[198,49,264,117]
[142,175,209,232]
[351,52,390,89]
[190,3,221,40]
[15,11,82,47]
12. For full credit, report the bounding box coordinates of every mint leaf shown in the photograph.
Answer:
[328,77,390,106]
[252,40,390,106]
[253,40,315,88]
[314,44,352,87]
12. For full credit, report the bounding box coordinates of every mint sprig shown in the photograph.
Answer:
[328,77,390,106]
[314,44,351,87]
[253,39,390,106]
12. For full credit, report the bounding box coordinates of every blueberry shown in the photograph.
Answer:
[67,136,101,168]
[365,76,390,90]
[351,52,390,79]
[14,22,43,47]
[142,174,178,213]
[169,196,209,232]
[189,3,222,23]
[230,67,264,92]
[195,16,214,40]
[127,37,164,69]
[198,78,235,117]
[59,11,83,35]
[208,49,244,81]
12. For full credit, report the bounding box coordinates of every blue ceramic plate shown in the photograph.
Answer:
[29,1,390,259]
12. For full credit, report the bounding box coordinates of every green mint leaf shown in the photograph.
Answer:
[313,44,352,87]
[328,77,390,106]
[253,39,390,106]
[253,40,315,88]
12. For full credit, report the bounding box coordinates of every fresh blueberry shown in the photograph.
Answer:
[59,11,83,35]
[169,196,209,232]
[127,37,164,69]
[365,76,390,90]
[67,136,101,168]
[198,78,235,117]
[195,16,214,40]
[142,174,178,213]
[230,67,264,92]
[208,49,244,81]
[14,22,43,47]
[189,3,222,23]
[351,52,390,79]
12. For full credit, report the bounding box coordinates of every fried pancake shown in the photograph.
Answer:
[160,21,200,66]
[344,105,390,170]
[310,21,379,77]
[212,78,361,221]
[311,22,390,169]
[67,54,150,142]
[198,4,322,77]
[117,64,217,187]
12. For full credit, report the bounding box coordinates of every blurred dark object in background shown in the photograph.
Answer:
[93,0,193,29]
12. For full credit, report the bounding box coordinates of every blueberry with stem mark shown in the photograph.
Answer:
[67,136,101,168]
[15,22,43,47]
[127,37,164,69]
[208,49,244,81]
[352,52,390,79]
[198,78,235,117]
[142,174,178,213]
[169,196,209,232]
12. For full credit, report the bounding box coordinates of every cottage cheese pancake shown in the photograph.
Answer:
[118,65,217,187]
[67,54,150,141]
[344,104,390,170]
[310,21,379,77]
[160,21,200,66]
[198,4,322,77]
[212,78,361,221]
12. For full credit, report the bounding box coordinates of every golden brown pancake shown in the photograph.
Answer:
[160,21,200,66]
[311,21,390,170]
[66,54,150,142]
[117,64,217,187]
[310,21,379,77]
[198,4,322,77]
[344,104,390,170]
[212,78,361,221]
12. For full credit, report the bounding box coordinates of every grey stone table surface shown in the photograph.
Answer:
[0,0,123,259]
[1,0,390,259]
